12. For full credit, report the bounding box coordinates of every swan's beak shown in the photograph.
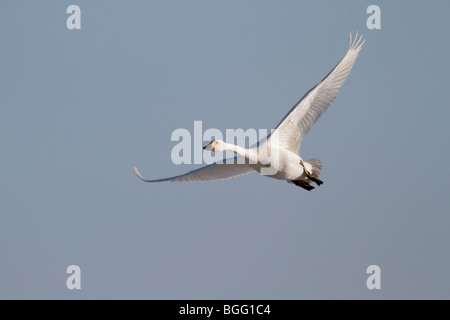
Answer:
[203,141,216,151]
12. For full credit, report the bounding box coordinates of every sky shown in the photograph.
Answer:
[1,1,449,299]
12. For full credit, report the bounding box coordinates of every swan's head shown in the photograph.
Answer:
[203,139,225,152]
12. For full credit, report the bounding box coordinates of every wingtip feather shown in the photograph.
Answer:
[349,31,365,52]
[134,166,152,182]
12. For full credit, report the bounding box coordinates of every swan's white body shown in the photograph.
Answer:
[201,141,306,181]
[134,34,365,190]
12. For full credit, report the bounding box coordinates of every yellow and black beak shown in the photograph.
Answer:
[203,141,216,151]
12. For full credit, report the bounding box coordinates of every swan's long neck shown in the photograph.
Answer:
[223,142,254,161]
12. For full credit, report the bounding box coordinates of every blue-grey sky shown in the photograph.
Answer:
[1,1,449,299]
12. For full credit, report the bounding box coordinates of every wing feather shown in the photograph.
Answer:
[134,158,255,182]
[272,33,365,154]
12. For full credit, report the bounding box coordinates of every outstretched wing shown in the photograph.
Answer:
[272,33,365,154]
[134,158,255,182]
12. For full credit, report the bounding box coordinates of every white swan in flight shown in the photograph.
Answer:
[134,33,365,190]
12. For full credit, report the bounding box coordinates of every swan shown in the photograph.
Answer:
[134,33,365,190]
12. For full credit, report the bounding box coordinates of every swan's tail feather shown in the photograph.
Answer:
[304,158,322,178]
[303,158,323,186]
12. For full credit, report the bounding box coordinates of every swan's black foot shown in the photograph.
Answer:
[292,180,315,191]
[308,175,324,186]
